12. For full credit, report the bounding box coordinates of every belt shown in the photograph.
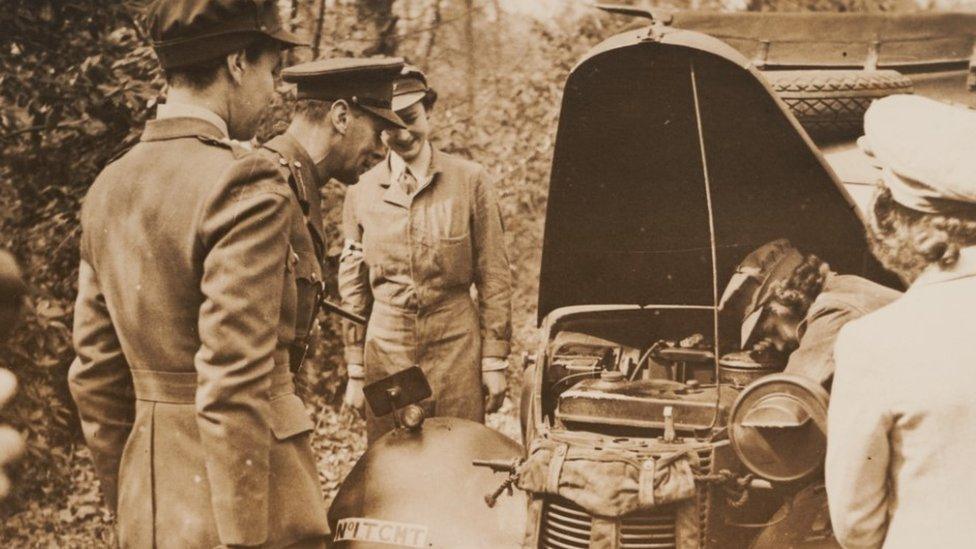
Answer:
[373,290,472,316]
[131,362,295,404]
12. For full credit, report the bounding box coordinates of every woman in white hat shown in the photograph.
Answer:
[337,65,512,442]
[825,95,976,549]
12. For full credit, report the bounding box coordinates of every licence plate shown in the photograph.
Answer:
[334,517,429,547]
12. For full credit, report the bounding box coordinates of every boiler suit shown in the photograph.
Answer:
[338,149,512,442]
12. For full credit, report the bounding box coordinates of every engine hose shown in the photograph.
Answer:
[724,496,793,529]
[693,470,754,509]
[550,371,599,394]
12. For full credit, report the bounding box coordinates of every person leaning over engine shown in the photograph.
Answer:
[825,95,976,549]
[719,239,900,549]
[720,239,900,387]
[338,65,513,442]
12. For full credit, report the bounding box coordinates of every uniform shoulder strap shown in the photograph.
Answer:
[261,146,327,262]
[195,134,253,158]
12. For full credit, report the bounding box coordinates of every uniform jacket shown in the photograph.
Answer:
[784,274,901,385]
[260,132,327,372]
[826,246,976,549]
[68,116,328,548]
[338,149,512,440]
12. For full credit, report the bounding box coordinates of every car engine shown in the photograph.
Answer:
[524,308,804,549]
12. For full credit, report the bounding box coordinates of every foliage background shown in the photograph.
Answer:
[0,0,964,543]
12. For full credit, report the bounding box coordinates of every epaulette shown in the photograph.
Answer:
[195,134,254,159]
[270,152,311,215]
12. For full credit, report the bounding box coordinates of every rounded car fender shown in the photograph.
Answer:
[328,417,526,548]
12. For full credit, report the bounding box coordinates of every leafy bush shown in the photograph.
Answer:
[0,0,163,514]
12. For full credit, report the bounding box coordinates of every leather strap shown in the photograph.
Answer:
[546,443,568,494]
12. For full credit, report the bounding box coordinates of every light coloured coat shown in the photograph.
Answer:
[826,246,976,549]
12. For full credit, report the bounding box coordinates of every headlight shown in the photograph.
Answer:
[727,373,829,483]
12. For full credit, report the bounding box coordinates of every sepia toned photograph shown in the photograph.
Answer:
[1,0,975,547]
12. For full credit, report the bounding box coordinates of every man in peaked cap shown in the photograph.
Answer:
[69,1,330,547]
[258,56,405,375]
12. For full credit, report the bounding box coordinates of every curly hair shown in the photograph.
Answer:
[868,187,976,283]
[421,88,438,110]
[768,254,831,320]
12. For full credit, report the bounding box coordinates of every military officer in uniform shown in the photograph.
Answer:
[258,58,406,373]
[68,1,330,547]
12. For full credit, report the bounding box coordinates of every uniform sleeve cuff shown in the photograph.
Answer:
[481,357,508,372]
[344,346,364,366]
[347,363,366,379]
[482,339,510,359]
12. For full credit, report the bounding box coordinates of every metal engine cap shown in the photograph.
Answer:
[728,373,829,483]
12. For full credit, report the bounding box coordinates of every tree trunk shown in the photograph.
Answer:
[358,0,399,56]
[415,0,442,64]
[313,0,327,59]
[463,0,476,115]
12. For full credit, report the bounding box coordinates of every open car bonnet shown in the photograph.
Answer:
[537,25,885,323]
[669,11,976,215]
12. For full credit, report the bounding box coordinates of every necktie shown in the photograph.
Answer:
[400,170,418,196]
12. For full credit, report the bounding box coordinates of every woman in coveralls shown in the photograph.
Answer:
[722,239,901,388]
[720,239,901,548]
[338,65,512,442]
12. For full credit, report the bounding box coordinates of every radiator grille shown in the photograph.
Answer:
[540,496,677,549]
[538,445,716,549]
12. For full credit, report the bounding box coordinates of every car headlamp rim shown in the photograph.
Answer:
[727,373,829,483]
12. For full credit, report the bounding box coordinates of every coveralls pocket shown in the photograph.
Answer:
[436,232,473,286]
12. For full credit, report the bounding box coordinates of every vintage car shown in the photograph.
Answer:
[327,8,976,549]
[516,7,976,549]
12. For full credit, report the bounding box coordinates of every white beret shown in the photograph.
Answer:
[861,95,976,213]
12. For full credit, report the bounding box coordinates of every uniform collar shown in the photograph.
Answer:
[910,245,976,290]
[156,101,229,138]
[141,116,226,143]
[389,142,432,186]
[380,145,443,189]
[263,131,318,186]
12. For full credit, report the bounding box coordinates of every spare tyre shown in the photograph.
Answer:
[766,70,913,141]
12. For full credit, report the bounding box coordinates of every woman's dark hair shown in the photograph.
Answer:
[868,186,976,282]
[421,88,438,110]
[164,35,278,90]
[768,254,830,320]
